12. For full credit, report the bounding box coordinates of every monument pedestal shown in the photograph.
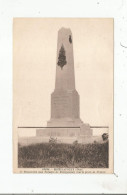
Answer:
[36,123,92,144]
[50,89,80,120]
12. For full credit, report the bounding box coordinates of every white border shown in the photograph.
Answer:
[0,0,127,193]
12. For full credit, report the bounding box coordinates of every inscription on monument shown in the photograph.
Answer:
[52,95,69,118]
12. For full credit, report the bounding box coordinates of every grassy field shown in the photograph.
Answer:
[18,142,108,168]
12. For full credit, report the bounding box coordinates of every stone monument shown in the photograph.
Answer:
[36,27,93,143]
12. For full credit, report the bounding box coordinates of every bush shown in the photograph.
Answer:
[49,137,57,144]
[102,133,108,141]
[73,140,78,145]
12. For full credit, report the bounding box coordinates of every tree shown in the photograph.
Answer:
[57,44,67,69]
[102,133,108,141]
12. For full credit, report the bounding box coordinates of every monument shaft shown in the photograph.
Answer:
[49,28,80,124]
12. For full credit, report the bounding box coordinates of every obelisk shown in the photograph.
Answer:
[36,27,92,142]
[48,27,82,127]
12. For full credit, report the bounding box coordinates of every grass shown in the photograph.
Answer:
[18,141,108,168]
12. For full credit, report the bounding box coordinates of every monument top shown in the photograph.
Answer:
[58,27,72,36]
[55,27,75,91]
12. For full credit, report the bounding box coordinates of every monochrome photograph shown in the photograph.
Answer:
[13,18,113,173]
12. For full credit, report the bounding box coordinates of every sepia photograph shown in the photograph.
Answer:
[13,18,113,173]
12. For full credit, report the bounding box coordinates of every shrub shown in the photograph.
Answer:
[102,133,108,141]
[49,137,57,144]
[73,140,78,145]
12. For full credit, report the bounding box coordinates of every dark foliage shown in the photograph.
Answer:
[69,35,72,43]
[102,133,108,141]
[57,44,67,69]
[49,137,57,143]
[18,142,109,168]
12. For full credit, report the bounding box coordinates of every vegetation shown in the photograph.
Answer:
[57,44,67,69]
[102,133,108,141]
[49,137,57,143]
[18,142,108,168]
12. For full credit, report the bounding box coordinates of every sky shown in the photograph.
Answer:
[13,18,113,137]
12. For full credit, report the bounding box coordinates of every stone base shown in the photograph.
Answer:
[36,117,93,143]
[36,122,93,143]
